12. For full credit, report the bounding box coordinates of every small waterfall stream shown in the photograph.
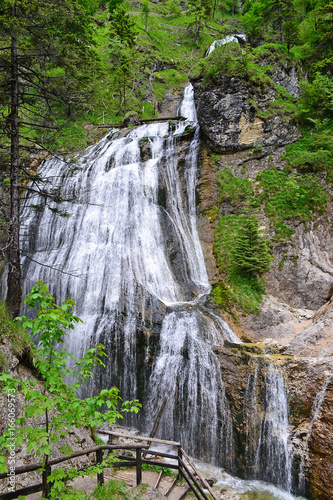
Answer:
[8,84,300,496]
[243,363,292,491]
[298,369,333,493]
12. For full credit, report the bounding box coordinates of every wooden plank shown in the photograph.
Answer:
[180,448,219,500]
[141,449,178,460]
[178,458,210,500]
[148,398,167,443]
[136,449,142,486]
[141,460,178,470]
[0,444,147,479]
[178,468,202,500]
[177,486,190,500]
[96,449,104,486]
[154,469,164,489]
[98,430,181,447]
[140,116,185,123]
[0,483,42,499]
[165,475,178,497]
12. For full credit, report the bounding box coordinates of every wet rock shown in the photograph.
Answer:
[122,111,140,127]
[206,476,217,486]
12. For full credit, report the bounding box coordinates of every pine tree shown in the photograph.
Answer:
[231,217,272,278]
[0,0,96,317]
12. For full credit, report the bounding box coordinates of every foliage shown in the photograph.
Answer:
[256,167,328,239]
[216,168,255,207]
[213,214,271,315]
[0,302,34,368]
[141,463,175,476]
[0,282,141,499]
[92,478,130,500]
[90,479,151,500]
[231,217,273,277]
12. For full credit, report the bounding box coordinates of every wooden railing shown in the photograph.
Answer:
[0,432,219,500]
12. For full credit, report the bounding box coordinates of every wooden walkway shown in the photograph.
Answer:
[0,431,219,500]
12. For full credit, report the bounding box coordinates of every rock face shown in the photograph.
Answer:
[192,74,300,153]
[194,62,333,499]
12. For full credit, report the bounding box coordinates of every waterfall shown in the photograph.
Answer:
[12,84,296,493]
[262,364,292,491]
[243,362,292,491]
[298,370,333,493]
[145,309,234,468]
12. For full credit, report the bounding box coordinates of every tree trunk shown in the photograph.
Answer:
[7,5,22,318]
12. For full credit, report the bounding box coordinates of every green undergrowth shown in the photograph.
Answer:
[257,167,328,240]
[0,301,35,369]
[213,215,269,316]
[191,42,298,124]
[142,463,175,476]
[89,478,149,500]
[284,124,333,181]
[47,7,233,152]
[212,164,329,316]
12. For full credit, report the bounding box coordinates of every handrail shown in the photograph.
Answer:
[98,429,181,447]
[180,448,220,500]
[0,436,217,500]
[0,444,146,479]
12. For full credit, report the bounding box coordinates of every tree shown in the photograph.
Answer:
[0,0,96,318]
[187,0,212,46]
[0,281,140,499]
[141,0,150,30]
[231,217,272,278]
[110,4,137,48]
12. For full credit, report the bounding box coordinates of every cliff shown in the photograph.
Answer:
[192,55,333,499]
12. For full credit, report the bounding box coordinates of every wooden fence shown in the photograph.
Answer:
[0,432,219,500]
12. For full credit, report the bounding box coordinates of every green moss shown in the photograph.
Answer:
[0,301,35,368]
[278,257,285,270]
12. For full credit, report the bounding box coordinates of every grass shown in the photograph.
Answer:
[256,167,328,240]
[42,6,234,153]
[216,168,255,207]
[0,301,35,369]
[89,478,133,500]
[142,463,175,476]
[284,122,333,181]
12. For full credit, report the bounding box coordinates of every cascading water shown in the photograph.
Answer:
[298,369,333,493]
[243,362,292,491]
[9,83,298,496]
[145,309,235,468]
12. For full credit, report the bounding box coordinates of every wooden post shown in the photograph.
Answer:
[177,446,182,481]
[106,434,113,456]
[96,449,104,486]
[42,464,52,499]
[136,448,142,486]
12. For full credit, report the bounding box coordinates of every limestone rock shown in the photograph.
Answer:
[192,74,300,153]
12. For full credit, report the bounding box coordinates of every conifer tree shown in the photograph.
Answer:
[0,0,96,317]
[231,217,272,278]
